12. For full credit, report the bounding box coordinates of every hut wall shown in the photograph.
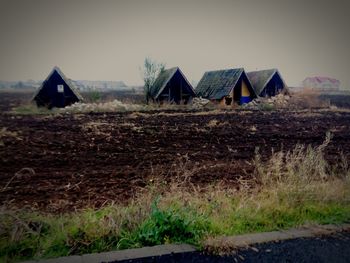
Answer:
[241,80,250,96]
[261,74,285,97]
[158,70,195,104]
[240,79,252,104]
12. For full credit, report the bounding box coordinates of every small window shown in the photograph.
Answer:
[57,85,64,93]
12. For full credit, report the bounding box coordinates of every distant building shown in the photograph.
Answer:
[11,81,33,89]
[150,67,196,104]
[247,69,288,97]
[195,68,256,106]
[32,67,83,109]
[303,76,340,91]
[72,80,128,91]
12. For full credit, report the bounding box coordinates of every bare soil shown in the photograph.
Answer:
[1,92,350,213]
[0,91,34,112]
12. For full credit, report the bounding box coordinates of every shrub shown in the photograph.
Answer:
[135,198,208,246]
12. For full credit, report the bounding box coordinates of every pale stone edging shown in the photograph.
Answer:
[22,224,350,262]
[22,244,196,263]
[204,224,350,253]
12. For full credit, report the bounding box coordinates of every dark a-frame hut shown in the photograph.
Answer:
[247,69,287,97]
[33,67,83,108]
[150,67,196,104]
[195,68,257,106]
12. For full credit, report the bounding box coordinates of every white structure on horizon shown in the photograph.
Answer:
[303,76,340,91]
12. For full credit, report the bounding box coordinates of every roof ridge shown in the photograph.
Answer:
[247,68,277,74]
[203,67,244,74]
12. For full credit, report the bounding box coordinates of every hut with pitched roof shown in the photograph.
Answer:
[33,67,83,108]
[247,69,287,97]
[150,67,196,104]
[195,68,256,106]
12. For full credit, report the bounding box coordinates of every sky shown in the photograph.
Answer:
[0,0,349,87]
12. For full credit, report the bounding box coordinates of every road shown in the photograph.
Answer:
[117,230,350,263]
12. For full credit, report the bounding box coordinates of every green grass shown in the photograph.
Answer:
[257,102,276,111]
[0,201,209,262]
[1,135,350,262]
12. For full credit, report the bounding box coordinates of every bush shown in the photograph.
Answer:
[135,198,208,246]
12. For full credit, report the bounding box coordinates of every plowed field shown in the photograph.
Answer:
[1,108,350,212]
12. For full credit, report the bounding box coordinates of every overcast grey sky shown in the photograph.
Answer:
[0,0,349,87]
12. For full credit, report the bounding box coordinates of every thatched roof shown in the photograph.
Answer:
[150,67,194,99]
[196,68,250,99]
[247,69,286,96]
[32,66,84,101]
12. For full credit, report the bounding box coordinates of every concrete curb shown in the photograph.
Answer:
[22,224,350,262]
[204,224,350,253]
[22,244,196,263]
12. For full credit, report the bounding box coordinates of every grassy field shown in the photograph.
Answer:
[1,134,349,262]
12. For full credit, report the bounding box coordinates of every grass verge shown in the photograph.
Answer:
[1,134,349,262]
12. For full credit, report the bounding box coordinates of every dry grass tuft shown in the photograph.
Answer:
[206,119,229,128]
[0,127,22,146]
[0,127,18,138]
[289,88,330,109]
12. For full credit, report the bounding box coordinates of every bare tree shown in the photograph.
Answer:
[141,57,165,104]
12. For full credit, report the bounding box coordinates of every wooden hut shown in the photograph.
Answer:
[247,69,287,97]
[33,67,83,108]
[195,68,256,106]
[149,67,196,104]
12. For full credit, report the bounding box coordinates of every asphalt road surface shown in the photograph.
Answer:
[117,230,350,263]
